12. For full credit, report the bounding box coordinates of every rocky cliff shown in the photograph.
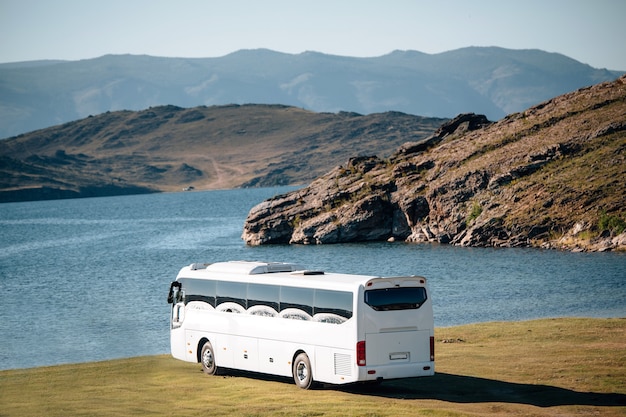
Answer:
[242,76,626,252]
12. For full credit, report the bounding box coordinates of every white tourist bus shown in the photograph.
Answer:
[167,261,434,389]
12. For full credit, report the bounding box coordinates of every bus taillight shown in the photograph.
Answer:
[430,336,435,361]
[356,340,366,366]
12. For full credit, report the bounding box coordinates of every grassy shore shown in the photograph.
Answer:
[1,318,625,417]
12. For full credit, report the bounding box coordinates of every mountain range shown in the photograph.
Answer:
[1,51,624,252]
[0,47,622,139]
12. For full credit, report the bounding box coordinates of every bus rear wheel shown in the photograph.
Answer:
[200,341,218,375]
[292,352,314,389]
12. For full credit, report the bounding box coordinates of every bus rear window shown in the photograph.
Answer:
[365,287,427,311]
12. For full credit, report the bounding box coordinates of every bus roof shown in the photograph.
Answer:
[176,261,426,291]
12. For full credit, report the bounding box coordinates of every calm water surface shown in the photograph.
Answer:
[1,187,624,370]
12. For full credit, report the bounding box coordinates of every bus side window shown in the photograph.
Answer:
[248,283,280,312]
[217,281,247,309]
[280,286,314,316]
[182,278,216,306]
[314,289,353,319]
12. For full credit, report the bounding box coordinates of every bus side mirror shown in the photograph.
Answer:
[168,281,182,304]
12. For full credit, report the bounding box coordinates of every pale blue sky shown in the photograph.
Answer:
[1,0,625,70]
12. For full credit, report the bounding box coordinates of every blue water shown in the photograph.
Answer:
[1,187,625,370]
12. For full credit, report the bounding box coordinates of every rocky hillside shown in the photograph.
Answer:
[242,76,626,252]
[0,105,444,202]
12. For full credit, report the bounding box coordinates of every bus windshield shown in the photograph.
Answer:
[364,287,427,311]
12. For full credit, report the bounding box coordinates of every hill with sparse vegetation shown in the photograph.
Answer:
[0,104,444,202]
[242,76,626,252]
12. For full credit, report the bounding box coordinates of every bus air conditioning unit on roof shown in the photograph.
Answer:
[250,262,304,274]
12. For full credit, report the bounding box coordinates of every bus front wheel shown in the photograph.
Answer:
[292,352,314,389]
[200,341,218,375]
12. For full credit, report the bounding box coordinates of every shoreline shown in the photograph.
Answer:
[2,316,623,372]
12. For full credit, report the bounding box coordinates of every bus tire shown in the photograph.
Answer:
[292,352,314,389]
[200,341,218,375]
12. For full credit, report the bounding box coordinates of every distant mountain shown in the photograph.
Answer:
[0,47,622,139]
[0,104,445,202]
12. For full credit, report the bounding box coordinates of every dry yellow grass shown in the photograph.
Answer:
[1,318,624,417]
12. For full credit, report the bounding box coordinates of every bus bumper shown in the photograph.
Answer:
[359,361,434,381]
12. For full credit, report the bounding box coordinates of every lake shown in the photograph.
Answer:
[1,187,624,370]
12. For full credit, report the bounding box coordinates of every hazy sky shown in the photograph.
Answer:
[1,0,625,70]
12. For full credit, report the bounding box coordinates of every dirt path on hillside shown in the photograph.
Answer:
[204,156,246,189]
